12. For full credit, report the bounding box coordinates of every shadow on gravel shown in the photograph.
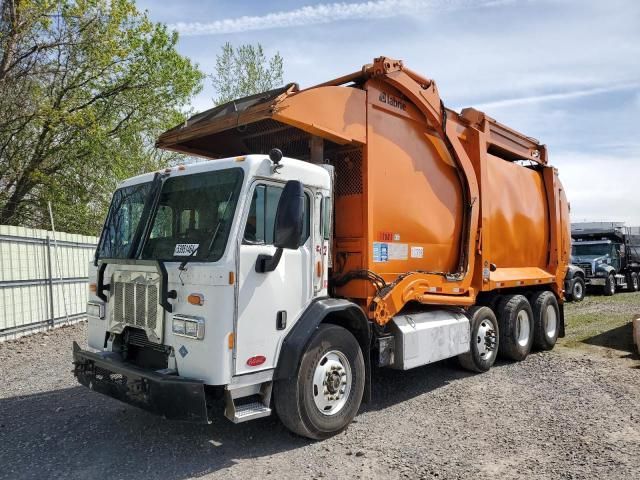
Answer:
[0,358,511,480]
[366,359,475,412]
[0,386,306,480]
[582,322,636,353]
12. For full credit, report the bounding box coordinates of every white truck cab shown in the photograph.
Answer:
[75,152,335,426]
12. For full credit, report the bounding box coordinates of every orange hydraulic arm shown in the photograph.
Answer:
[358,58,480,325]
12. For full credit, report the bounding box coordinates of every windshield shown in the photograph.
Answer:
[97,182,153,259]
[572,243,613,257]
[97,168,244,262]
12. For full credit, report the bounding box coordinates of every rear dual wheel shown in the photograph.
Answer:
[531,291,560,351]
[628,272,639,292]
[459,306,499,373]
[497,295,535,361]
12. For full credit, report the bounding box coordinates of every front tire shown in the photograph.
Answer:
[604,274,616,296]
[570,277,586,302]
[532,291,560,351]
[274,324,365,440]
[497,295,534,361]
[459,306,499,373]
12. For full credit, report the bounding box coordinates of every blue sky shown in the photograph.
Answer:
[138,0,640,224]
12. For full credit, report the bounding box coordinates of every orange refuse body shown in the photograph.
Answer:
[157,56,570,325]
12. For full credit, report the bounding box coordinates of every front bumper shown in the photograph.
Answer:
[72,342,209,423]
[584,277,606,286]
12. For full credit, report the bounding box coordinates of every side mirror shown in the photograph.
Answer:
[274,180,304,249]
[255,180,304,273]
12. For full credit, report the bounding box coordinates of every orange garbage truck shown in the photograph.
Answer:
[73,57,571,439]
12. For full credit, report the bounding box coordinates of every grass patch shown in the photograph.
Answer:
[562,292,640,350]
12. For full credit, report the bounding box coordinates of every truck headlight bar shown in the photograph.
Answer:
[172,314,205,340]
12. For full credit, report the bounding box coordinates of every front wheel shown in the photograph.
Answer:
[603,274,616,296]
[570,277,586,302]
[274,324,365,440]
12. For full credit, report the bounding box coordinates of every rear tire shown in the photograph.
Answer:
[497,295,534,361]
[628,272,639,292]
[603,274,616,296]
[569,277,585,302]
[531,291,560,351]
[274,324,365,440]
[458,306,499,373]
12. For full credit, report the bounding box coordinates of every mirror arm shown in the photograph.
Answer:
[255,248,283,273]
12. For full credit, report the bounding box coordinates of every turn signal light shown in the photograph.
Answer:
[187,293,204,306]
[88,283,97,293]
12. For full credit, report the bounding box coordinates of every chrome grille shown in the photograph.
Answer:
[147,285,158,329]
[577,263,592,276]
[110,269,163,343]
[124,282,136,324]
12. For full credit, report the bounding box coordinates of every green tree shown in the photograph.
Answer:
[0,0,204,234]
[211,42,284,105]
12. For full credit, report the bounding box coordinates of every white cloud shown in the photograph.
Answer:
[160,0,640,226]
[556,151,640,226]
[170,0,501,36]
[473,83,640,110]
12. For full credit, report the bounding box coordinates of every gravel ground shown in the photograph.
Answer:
[1,321,639,480]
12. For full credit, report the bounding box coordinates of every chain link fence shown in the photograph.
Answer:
[0,225,98,341]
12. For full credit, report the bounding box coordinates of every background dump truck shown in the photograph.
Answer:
[73,57,571,440]
[571,222,640,295]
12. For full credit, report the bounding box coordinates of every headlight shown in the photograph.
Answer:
[172,318,186,335]
[87,301,104,320]
[172,315,205,340]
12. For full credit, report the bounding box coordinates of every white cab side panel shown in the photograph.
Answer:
[236,242,311,374]
[86,262,107,350]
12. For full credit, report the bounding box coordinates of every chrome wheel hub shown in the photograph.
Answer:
[573,281,583,299]
[312,350,351,416]
[516,310,531,347]
[476,319,497,360]
[545,305,557,338]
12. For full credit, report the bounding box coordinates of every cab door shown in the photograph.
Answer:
[234,181,313,375]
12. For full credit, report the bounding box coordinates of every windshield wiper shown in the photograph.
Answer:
[178,189,235,270]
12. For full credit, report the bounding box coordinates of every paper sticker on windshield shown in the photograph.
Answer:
[174,243,199,256]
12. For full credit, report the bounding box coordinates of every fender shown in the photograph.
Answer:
[274,297,373,402]
[594,263,616,277]
[565,264,584,281]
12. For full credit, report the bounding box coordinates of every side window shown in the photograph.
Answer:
[264,186,282,244]
[301,193,311,244]
[244,184,311,245]
[322,197,332,240]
